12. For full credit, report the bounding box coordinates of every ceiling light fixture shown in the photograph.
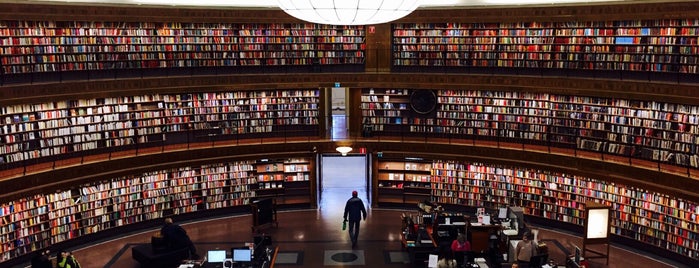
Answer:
[276,0,421,26]
[336,146,353,156]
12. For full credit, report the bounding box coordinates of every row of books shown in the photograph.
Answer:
[393,20,699,32]
[393,20,699,30]
[0,21,365,74]
[361,88,699,167]
[393,20,699,73]
[0,158,310,262]
[0,90,319,164]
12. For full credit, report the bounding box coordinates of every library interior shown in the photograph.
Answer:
[1,0,699,268]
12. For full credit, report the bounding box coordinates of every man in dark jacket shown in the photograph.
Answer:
[343,190,367,247]
[161,218,199,259]
[30,249,51,268]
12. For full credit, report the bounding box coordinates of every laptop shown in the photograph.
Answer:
[204,250,227,268]
[232,248,252,264]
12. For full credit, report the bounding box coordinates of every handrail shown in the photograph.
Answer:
[2,127,696,184]
[353,130,699,180]
[0,128,321,180]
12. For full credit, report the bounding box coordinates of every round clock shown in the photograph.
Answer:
[410,89,437,114]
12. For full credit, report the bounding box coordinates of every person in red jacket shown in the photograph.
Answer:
[451,233,471,252]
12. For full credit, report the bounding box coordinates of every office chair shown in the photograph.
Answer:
[529,254,548,268]
[453,251,475,267]
[453,251,464,267]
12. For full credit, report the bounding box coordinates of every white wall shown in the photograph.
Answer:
[331,87,346,110]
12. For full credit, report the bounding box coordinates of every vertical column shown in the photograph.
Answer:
[365,23,393,72]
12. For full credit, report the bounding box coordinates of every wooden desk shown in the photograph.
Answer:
[401,230,437,267]
[468,224,502,253]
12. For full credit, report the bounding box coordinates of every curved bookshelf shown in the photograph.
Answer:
[0,136,698,266]
[0,89,320,166]
[0,21,366,84]
[0,3,698,267]
[0,156,313,264]
[375,156,699,265]
[427,159,699,262]
[361,88,699,169]
[391,20,699,82]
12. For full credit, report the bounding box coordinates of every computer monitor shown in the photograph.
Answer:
[207,250,227,263]
[509,206,524,231]
[233,248,252,262]
[498,207,508,219]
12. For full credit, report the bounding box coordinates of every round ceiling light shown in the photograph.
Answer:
[276,0,421,26]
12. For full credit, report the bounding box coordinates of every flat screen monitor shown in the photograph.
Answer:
[498,207,508,219]
[481,214,491,225]
[233,248,252,262]
[207,250,227,263]
[586,208,609,239]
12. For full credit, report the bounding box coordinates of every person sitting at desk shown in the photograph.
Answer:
[450,233,471,253]
[450,233,472,267]
[161,217,199,259]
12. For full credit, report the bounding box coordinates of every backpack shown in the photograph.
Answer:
[68,255,81,268]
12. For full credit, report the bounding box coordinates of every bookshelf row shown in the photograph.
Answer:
[5,18,699,77]
[360,88,699,168]
[393,19,699,73]
[0,157,311,263]
[0,21,365,74]
[0,89,320,164]
[376,158,699,260]
[376,160,432,204]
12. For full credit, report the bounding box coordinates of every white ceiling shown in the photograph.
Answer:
[0,0,658,9]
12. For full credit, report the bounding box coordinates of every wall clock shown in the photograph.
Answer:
[410,89,437,115]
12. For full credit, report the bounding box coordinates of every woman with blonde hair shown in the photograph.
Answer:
[437,249,457,268]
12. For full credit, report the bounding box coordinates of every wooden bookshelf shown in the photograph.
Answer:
[0,95,165,163]
[376,159,432,205]
[359,88,411,134]
[392,19,699,75]
[254,158,313,205]
[0,21,365,80]
[361,88,699,169]
[373,157,699,263]
[428,160,699,262]
[0,89,320,165]
[0,157,312,263]
[280,158,313,205]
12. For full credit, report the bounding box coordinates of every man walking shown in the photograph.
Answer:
[343,190,367,248]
